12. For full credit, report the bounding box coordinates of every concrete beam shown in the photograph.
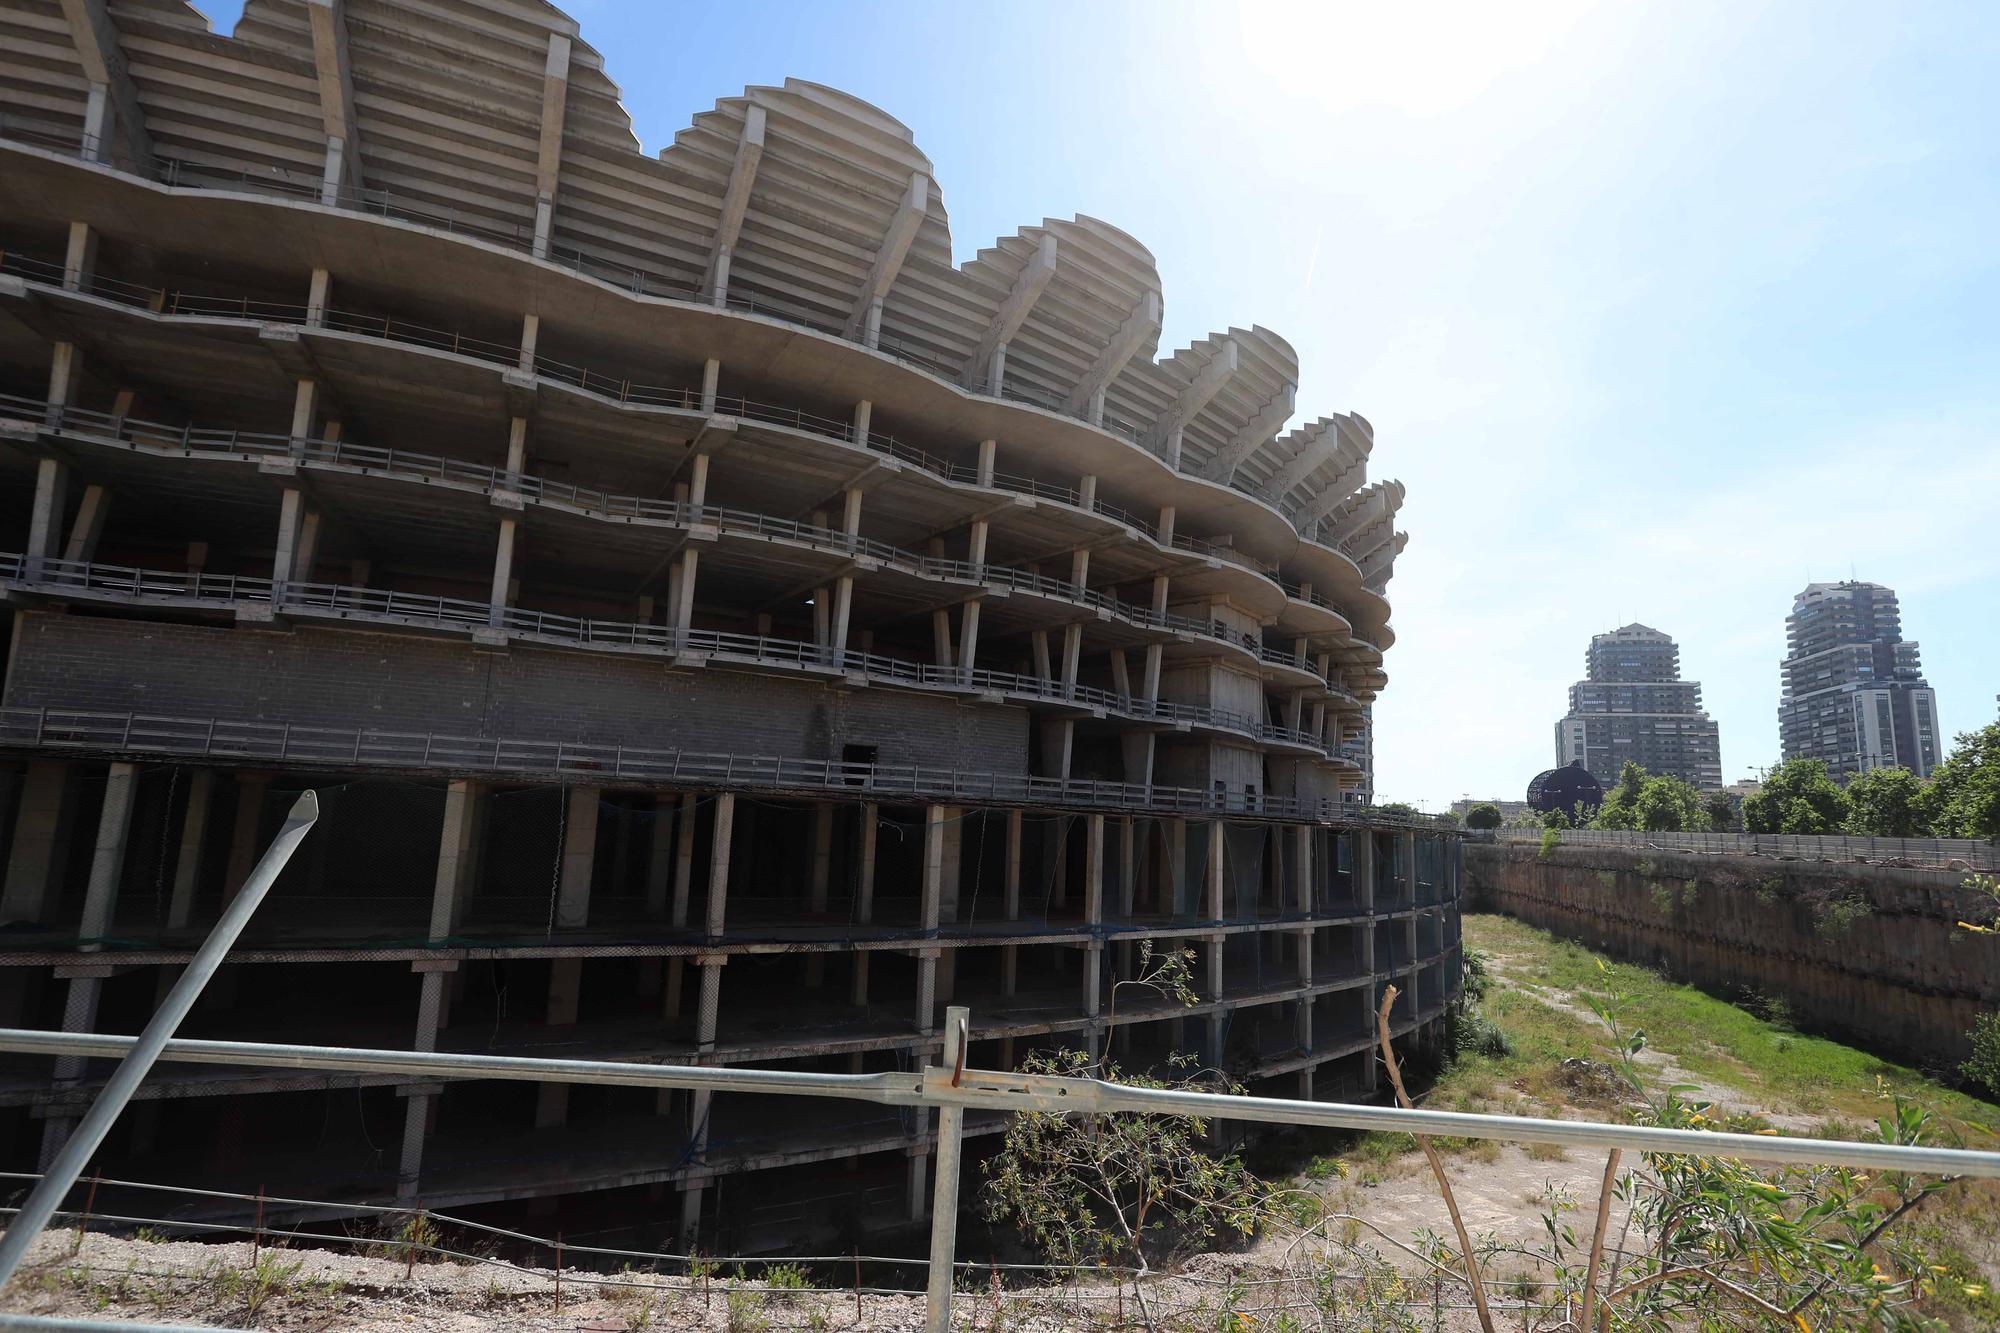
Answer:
[305,0,363,203]
[1148,339,1238,470]
[1323,488,1389,547]
[1358,531,1408,588]
[1197,382,1295,484]
[702,104,766,303]
[1,761,72,923]
[842,171,929,347]
[531,33,573,259]
[59,0,152,171]
[61,484,109,563]
[960,233,1058,393]
[1063,289,1161,423]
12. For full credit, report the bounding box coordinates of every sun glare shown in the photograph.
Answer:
[1228,0,1599,117]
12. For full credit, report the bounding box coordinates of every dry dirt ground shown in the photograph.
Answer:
[3,920,1993,1330]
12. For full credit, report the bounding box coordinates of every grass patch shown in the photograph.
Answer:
[1464,914,2000,1139]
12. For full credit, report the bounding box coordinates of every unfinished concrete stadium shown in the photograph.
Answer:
[0,0,1461,1251]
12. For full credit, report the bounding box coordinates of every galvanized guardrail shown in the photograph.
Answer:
[1503,827,1998,872]
[4,1018,1998,1333]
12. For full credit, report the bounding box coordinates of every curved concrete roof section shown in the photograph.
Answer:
[2,0,1401,626]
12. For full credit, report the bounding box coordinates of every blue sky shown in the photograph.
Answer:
[196,0,2000,806]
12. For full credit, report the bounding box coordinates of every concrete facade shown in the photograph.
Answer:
[0,0,1456,1250]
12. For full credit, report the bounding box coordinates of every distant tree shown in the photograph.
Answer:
[1434,810,1461,828]
[1375,801,1419,817]
[1463,802,1502,830]
[1633,774,1710,832]
[1843,766,1931,838]
[1742,759,1850,834]
[1702,790,1736,832]
[1919,722,2000,842]
[1589,761,1649,831]
[1541,807,1571,830]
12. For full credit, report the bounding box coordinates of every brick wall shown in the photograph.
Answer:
[4,613,1030,772]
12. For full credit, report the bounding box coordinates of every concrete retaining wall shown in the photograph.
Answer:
[1465,842,1999,1070]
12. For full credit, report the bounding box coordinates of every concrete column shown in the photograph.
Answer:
[1207,931,1227,1068]
[1117,817,1137,921]
[855,801,878,923]
[670,793,699,925]
[73,763,136,945]
[428,779,481,940]
[706,793,735,937]
[25,459,69,574]
[62,221,97,292]
[271,488,305,588]
[700,358,720,413]
[163,768,214,929]
[518,314,540,372]
[999,808,1021,997]
[809,804,833,912]
[851,803,878,1007]
[1084,815,1105,926]
[47,342,83,420]
[828,575,856,661]
[39,966,109,1168]
[915,949,937,1033]
[488,521,519,624]
[931,604,955,669]
[1292,825,1313,916]
[1166,818,1187,916]
[920,805,946,933]
[306,267,331,326]
[1082,814,1105,1021]
[1040,718,1075,781]
[1060,625,1083,697]
[534,956,585,1126]
[1206,820,1226,923]
[224,774,269,904]
[645,793,677,917]
[61,486,110,564]
[554,787,598,928]
[1296,928,1314,1051]
[674,550,700,636]
[2,761,72,922]
[398,960,454,1196]
[288,378,318,451]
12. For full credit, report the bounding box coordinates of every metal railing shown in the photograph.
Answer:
[2,391,1362,679]
[0,257,1386,641]
[0,553,1352,757]
[0,706,1439,826]
[2,1015,1996,1333]
[1506,826,1999,871]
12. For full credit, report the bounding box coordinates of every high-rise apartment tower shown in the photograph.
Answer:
[1779,582,1940,778]
[1555,624,1722,789]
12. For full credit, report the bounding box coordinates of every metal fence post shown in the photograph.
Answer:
[925,1004,970,1333]
[0,791,319,1286]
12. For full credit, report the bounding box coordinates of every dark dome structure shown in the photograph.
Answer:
[1528,761,1605,816]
